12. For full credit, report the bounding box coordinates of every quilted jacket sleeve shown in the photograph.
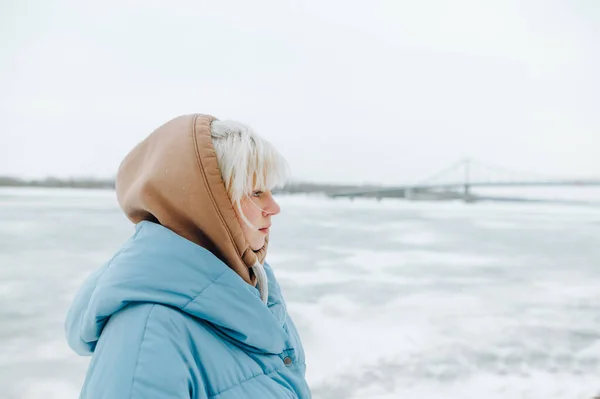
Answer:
[79,303,208,399]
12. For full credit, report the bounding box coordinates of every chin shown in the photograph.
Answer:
[250,238,265,251]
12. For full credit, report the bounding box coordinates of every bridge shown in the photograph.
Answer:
[328,159,600,204]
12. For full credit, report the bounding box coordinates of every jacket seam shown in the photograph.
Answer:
[208,365,296,398]
[99,223,144,276]
[122,221,227,311]
[128,304,156,399]
[181,268,229,309]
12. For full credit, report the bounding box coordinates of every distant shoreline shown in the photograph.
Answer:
[0,176,380,195]
[0,177,116,190]
[2,176,600,206]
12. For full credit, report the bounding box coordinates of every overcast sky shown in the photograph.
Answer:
[1,0,598,185]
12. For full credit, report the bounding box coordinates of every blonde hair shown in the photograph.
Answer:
[210,119,289,212]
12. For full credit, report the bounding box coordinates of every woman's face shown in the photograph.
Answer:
[235,190,281,251]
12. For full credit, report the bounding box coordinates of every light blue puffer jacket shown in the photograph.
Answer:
[65,221,311,398]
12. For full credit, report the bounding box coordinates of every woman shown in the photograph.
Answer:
[65,114,311,398]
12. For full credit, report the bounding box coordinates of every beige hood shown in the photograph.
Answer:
[115,114,267,290]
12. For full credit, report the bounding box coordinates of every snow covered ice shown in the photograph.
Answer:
[1,188,599,399]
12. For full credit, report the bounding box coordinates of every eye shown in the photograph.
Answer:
[252,191,263,197]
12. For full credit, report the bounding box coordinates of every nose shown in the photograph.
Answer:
[263,193,281,216]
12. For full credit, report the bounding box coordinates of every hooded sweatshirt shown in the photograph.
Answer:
[65,114,310,398]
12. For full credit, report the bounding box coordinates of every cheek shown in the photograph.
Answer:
[237,199,262,229]
[242,200,262,221]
